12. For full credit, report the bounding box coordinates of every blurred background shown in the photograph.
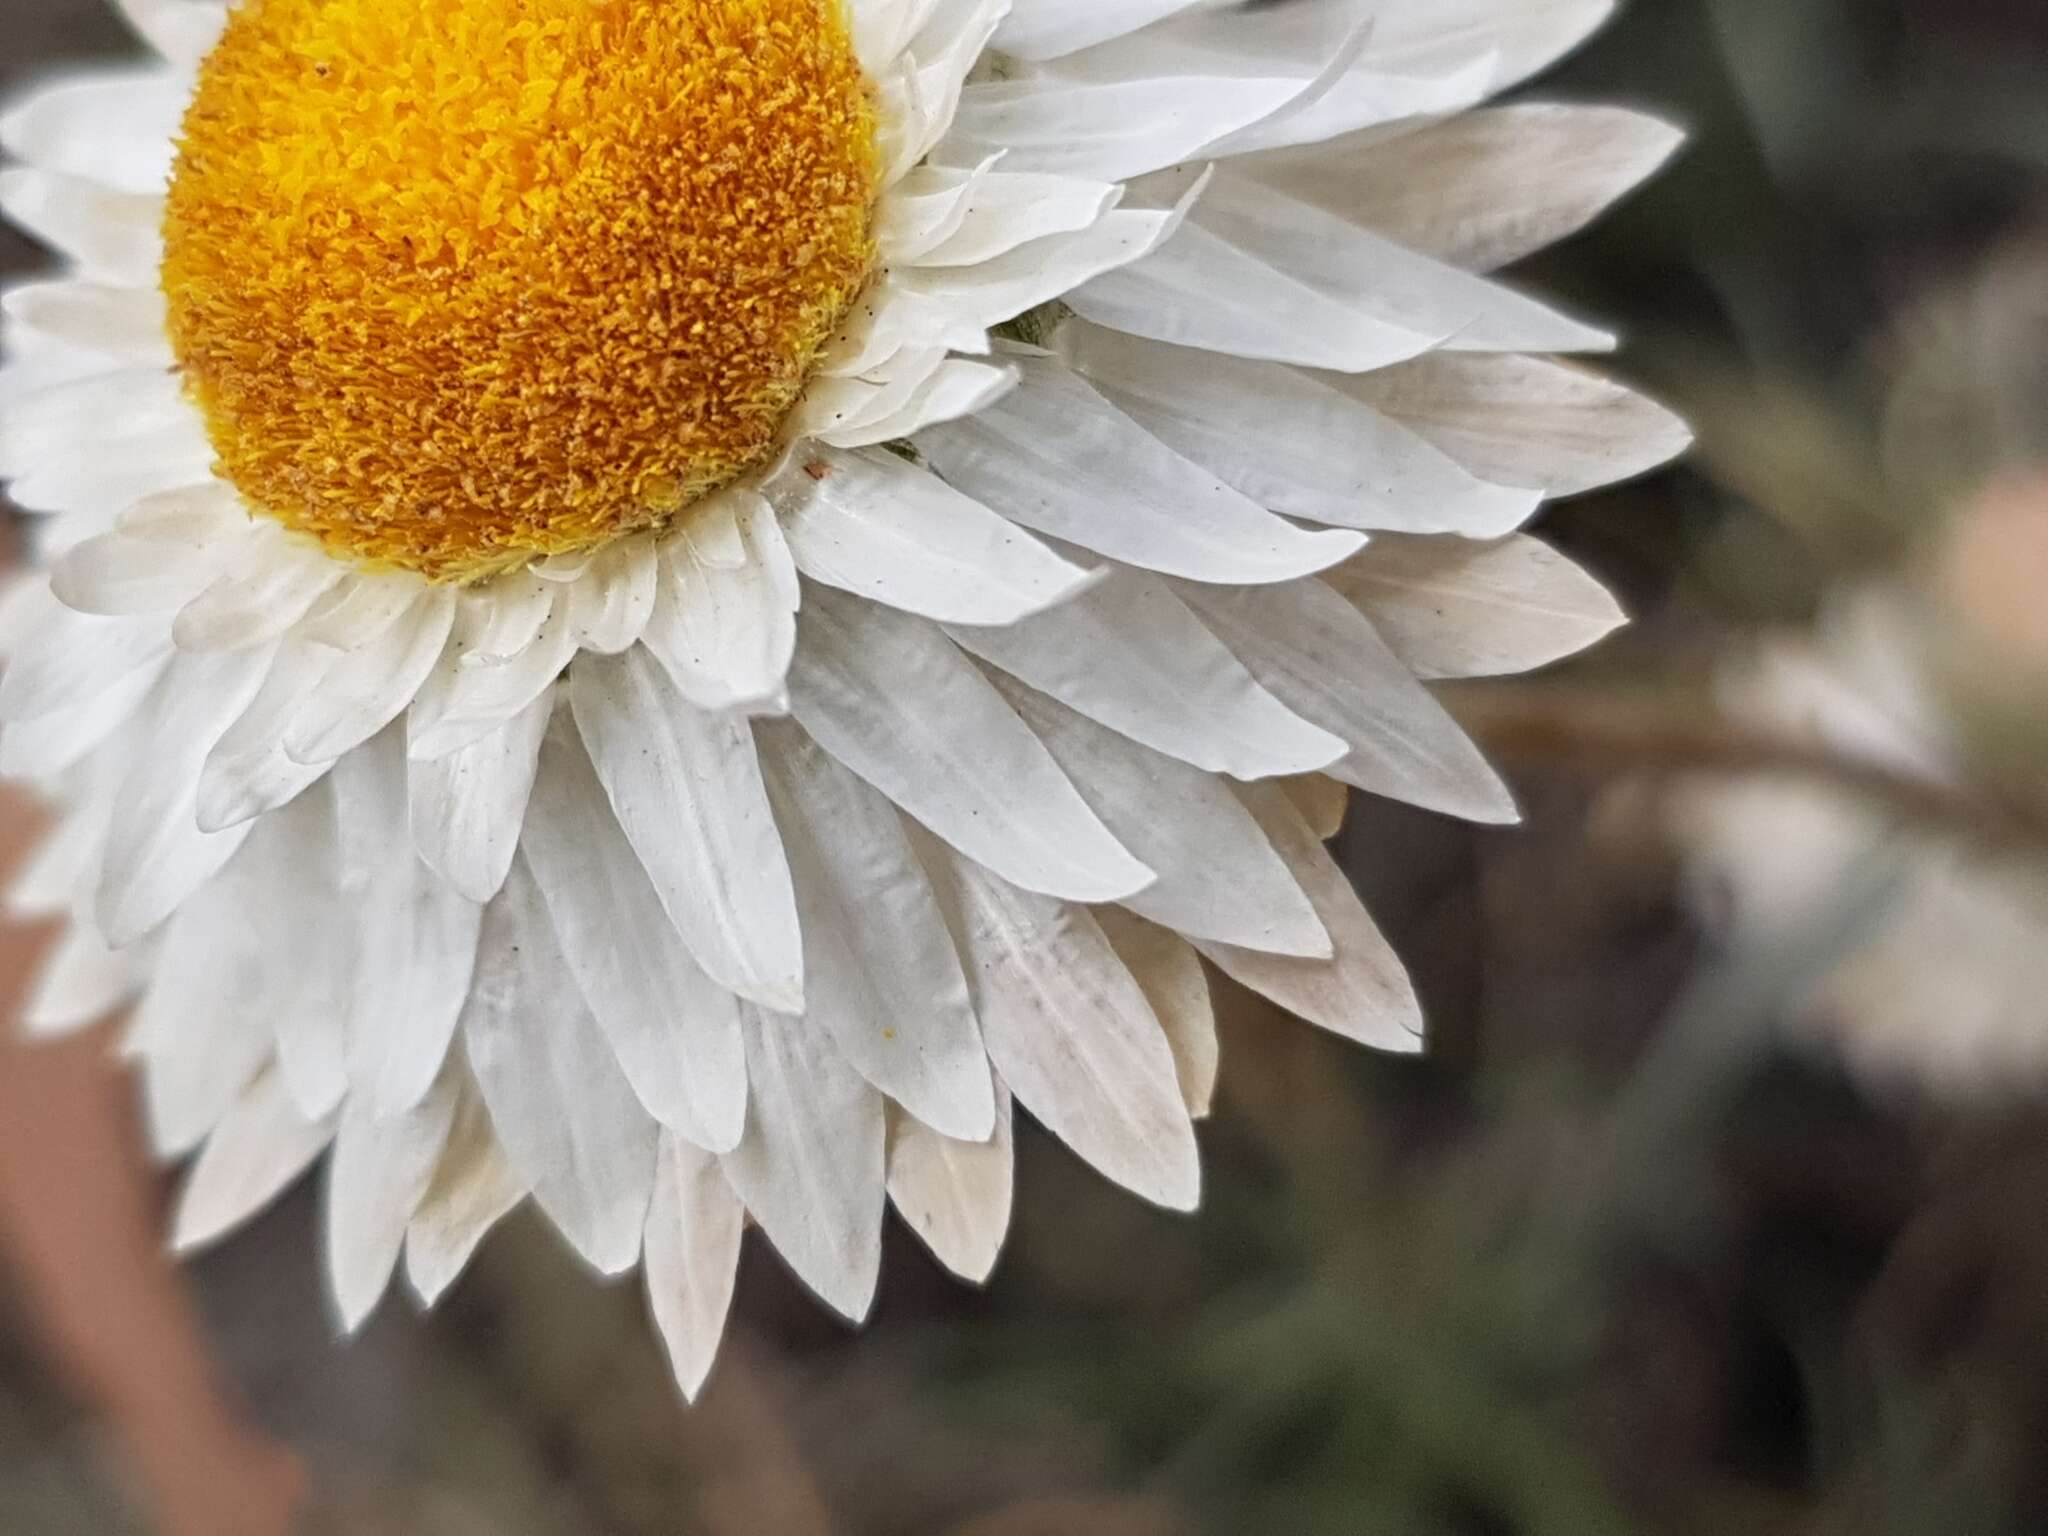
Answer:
[10,0,2048,1531]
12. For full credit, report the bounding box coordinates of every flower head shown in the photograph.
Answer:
[165,0,882,579]
[1,0,1687,1399]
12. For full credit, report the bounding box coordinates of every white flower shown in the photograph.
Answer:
[0,0,1687,1397]
[1678,591,2048,1104]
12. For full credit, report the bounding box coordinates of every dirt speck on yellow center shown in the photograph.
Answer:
[163,0,879,583]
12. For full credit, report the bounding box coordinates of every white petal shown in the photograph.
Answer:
[816,278,991,376]
[326,1071,460,1332]
[1342,351,1692,498]
[1067,218,1440,375]
[918,353,1364,583]
[405,1082,527,1307]
[885,1087,1013,1283]
[914,172,1119,268]
[988,671,1329,957]
[118,780,347,1122]
[20,920,150,1039]
[720,1007,886,1322]
[1,280,171,365]
[678,497,748,569]
[1060,323,1539,537]
[569,647,805,1013]
[521,715,747,1154]
[941,75,1296,182]
[913,831,1199,1210]
[174,529,345,653]
[947,567,1344,779]
[799,348,970,445]
[0,168,163,283]
[1096,908,1216,1119]
[644,1131,746,1402]
[117,482,247,543]
[7,427,214,520]
[642,493,797,712]
[1032,1,1359,92]
[462,857,659,1275]
[407,693,549,904]
[0,367,191,482]
[1204,47,1493,160]
[294,570,426,651]
[853,0,947,84]
[567,535,658,655]
[282,589,456,764]
[331,731,483,1116]
[195,640,337,831]
[787,589,1153,903]
[1179,579,1518,824]
[7,802,100,918]
[1194,782,1423,1053]
[1040,2,1492,158]
[51,527,227,617]
[1324,533,1626,680]
[820,357,1019,446]
[0,572,56,658]
[0,597,168,723]
[757,719,994,1140]
[1371,0,1617,97]
[114,0,228,64]
[531,549,595,583]
[104,782,338,1137]
[875,157,999,263]
[992,0,1204,60]
[877,0,1005,180]
[1150,168,1615,353]
[236,782,351,1120]
[900,197,1198,331]
[0,650,164,778]
[780,445,1097,625]
[173,1067,336,1254]
[1248,105,1682,273]
[95,647,270,946]
[456,574,554,663]
[0,351,100,452]
[406,587,577,757]
[131,883,275,1158]
[1281,774,1350,841]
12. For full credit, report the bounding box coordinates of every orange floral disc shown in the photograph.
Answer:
[163,0,880,582]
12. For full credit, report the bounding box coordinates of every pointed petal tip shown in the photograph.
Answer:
[1147,1149,1203,1215]
[568,1221,644,1279]
[1249,914,1335,963]
[911,1077,999,1146]
[92,890,148,954]
[684,1116,746,1160]
[437,863,510,907]
[672,1357,719,1406]
[406,713,503,761]
[331,1286,381,1337]
[403,1264,449,1311]
[732,978,806,1017]
[1075,852,1159,905]
[817,1266,882,1326]
[169,1191,236,1255]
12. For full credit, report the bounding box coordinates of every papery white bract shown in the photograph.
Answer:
[0,0,1688,1400]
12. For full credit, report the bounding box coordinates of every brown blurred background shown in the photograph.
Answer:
[11,1,2048,1532]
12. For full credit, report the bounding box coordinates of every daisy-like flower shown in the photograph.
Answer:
[1675,592,2048,1101]
[0,0,1688,1396]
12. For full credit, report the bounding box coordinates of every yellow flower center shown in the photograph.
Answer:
[163,0,879,583]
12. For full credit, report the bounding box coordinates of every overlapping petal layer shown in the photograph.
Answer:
[0,0,1686,1396]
